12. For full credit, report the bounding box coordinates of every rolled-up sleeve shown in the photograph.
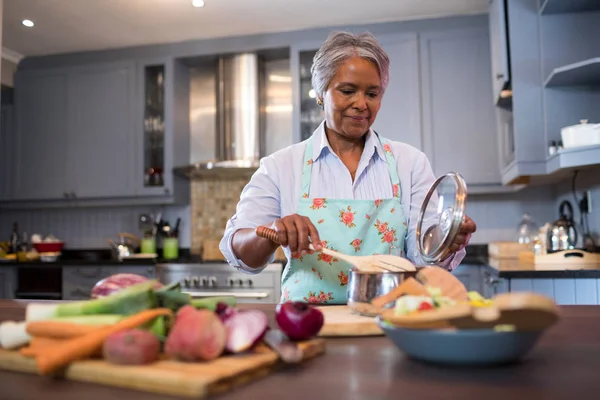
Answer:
[404,152,465,271]
[219,156,282,274]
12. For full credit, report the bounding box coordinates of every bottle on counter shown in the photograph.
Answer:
[9,222,19,254]
[516,214,539,247]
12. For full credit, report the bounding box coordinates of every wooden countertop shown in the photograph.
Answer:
[2,301,600,399]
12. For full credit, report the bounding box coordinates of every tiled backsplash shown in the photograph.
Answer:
[190,177,252,254]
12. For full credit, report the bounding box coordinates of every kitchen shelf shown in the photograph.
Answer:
[544,58,600,87]
[546,143,600,174]
[540,0,600,15]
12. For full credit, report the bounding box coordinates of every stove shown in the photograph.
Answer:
[156,262,284,304]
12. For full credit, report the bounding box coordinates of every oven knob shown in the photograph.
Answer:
[206,276,216,287]
[200,276,208,287]
[192,276,200,287]
[228,278,235,287]
[183,277,191,287]
[236,279,244,287]
[246,279,253,287]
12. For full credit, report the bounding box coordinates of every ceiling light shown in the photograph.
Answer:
[22,19,35,27]
[192,0,205,7]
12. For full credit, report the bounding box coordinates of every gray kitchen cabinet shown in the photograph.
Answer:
[451,264,484,294]
[66,61,137,199]
[2,58,190,208]
[370,33,422,151]
[419,26,501,187]
[0,104,15,201]
[508,277,600,305]
[0,268,15,299]
[62,265,155,301]
[13,69,70,201]
[488,0,510,105]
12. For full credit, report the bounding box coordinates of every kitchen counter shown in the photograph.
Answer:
[0,248,288,268]
[1,301,600,399]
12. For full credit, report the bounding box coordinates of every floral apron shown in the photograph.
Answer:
[280,135,408,305]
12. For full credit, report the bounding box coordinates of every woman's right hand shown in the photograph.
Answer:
[268,214,322,255]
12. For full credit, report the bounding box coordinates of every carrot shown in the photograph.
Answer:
[35,308,172,375]
[26,321,107,339]
[20,338,68,358]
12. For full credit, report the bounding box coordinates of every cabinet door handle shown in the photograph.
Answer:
[496,73,504,80]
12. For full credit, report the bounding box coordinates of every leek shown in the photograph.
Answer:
[191,296,236,311]
[26,280,159,321]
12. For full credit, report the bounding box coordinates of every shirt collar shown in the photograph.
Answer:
[312,120,386,163]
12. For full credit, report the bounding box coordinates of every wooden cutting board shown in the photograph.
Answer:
[0,339,325,399]
[316,305,383,337]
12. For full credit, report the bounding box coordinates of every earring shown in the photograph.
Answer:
[316,98,323,106]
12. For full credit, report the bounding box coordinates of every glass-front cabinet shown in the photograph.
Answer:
[299,50,325,141]
[136,58,174,198]
[143,64,166,188]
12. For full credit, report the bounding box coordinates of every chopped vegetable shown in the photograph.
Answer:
[191,296,237,311]
[26,321,110,339]
[0,321,30,350]
[164,305,227,361]
[35,307,172,375]
[223,310,269,353]
[103,329,161,365]
[26,281,159,321]
[91,274,163,299]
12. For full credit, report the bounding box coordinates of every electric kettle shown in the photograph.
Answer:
[546,200,578,253]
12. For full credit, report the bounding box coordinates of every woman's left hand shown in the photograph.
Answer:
[449,215,477,253]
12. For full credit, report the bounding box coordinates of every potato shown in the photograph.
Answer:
[165,305,226,361]
[103,329,161,365]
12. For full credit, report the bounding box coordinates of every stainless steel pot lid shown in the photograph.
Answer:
[416,172,468,264]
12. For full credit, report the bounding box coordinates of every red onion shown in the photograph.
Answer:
[223,310,269,353]
[91,273,163,299]
[275,301,324,341]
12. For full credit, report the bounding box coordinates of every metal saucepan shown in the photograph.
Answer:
[347,267,420,316]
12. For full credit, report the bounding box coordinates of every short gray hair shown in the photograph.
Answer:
[311,31,390,100]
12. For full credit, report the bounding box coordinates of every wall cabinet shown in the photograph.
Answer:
[2,58,189,209]
[420,27,501,187]
[13,69,70,201]
[488,0,600,185]
[488,0,511,105]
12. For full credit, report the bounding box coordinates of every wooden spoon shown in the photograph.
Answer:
[380,292,560,331]
[255,226,416,273]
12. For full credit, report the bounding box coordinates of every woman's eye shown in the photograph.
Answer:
[368,92,379,98]
[341,89,354,95]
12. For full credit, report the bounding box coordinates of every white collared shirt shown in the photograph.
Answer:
[219,121,465,273]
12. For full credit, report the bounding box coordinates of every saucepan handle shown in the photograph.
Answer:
[256,226,281,244]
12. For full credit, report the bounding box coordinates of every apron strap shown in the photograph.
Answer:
[300,131,402,199]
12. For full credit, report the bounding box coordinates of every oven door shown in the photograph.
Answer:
[182,289,277,304]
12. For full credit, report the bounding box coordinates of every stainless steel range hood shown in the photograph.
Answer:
[175,53,265,179]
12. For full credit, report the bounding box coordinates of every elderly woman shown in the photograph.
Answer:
[219,31,477,304]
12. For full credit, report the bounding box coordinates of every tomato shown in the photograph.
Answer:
[417,301,434,311]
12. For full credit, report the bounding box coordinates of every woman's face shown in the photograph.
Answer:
[322,56,382,140]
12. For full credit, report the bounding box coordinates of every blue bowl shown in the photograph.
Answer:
[376,317,546,366]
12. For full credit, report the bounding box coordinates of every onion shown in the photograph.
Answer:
[275,301,324,341]
[223,310,269,353]
[91,273,163,299]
